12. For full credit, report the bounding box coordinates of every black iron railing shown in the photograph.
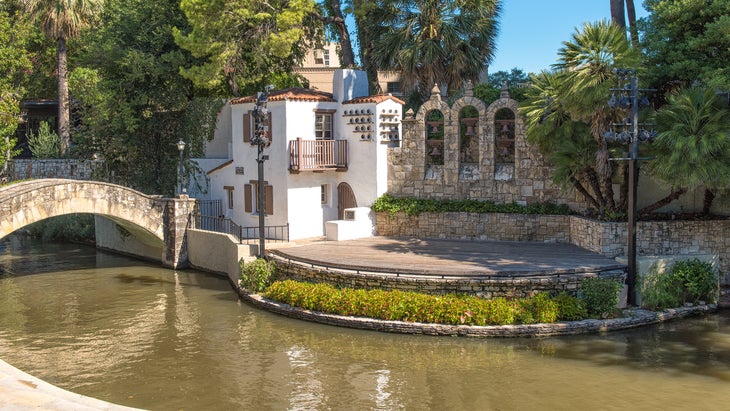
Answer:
[194,215,289,244]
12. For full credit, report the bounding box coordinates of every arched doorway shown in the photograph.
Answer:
[337,182,357,219]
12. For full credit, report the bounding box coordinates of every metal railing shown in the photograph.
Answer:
[289,138,348,172]
[194,215,289,244]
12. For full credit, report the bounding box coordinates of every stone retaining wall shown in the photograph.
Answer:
[376,212,571,242]
[235,286,717,338]
[268,253,625,298]
[375,212,730,280]
[7,159,103,181]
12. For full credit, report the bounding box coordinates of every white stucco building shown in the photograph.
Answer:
[191,70,403,241]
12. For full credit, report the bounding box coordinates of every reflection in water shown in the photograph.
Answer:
[0,235,729,410]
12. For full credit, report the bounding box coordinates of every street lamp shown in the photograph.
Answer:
[251,85,274,257]
[177,139,186,196]
[605,68,656,306]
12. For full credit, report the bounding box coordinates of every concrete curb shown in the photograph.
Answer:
[0,359,142,411]
[235,285,718,338]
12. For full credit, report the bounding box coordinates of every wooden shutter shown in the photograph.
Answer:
[244,183,252,212]
[265,185,274,215]
[243,111,251,142]
[266,112,273,142]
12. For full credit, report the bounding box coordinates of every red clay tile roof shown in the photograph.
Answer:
[230,87,335,104]
[343,94,405,105]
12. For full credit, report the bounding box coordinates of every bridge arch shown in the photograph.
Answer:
[0,179,196,268]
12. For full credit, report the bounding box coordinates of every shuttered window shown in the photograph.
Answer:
[243,111,273,143]
[244,180,274,215]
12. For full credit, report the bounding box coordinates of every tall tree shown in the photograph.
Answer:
[0,10,32,177]
[641,0,730,92]
[23,0,100,156]
[553,20,639,212]
[522,21,639,214]
[72,0,198,194]
[370,0,501,101]
[646,87,730,215]
[174,0,319,96]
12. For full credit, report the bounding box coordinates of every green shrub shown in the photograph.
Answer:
[263,281,577,326]
[27,121,61,159]
[672,259,718,304]
[371,194,572,216]
[640,263,683,310]
[553,292,588,321]
[579,277,622,318]
[641,259,719,310]
[239,258,277,293]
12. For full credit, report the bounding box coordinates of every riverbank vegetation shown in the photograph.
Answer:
[240,257,719,326]
[640,258,719,310]
[238,259,631,326]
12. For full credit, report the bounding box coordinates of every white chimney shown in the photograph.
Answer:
[332,69,369,102]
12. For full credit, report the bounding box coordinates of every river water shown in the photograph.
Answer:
[0,235,729,411]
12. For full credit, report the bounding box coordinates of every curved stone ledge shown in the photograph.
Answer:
[235,285,718,338]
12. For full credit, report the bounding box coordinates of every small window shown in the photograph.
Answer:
[224,186,234,209]
[321,184,329,205]
[386,82,402,95]
[323,49,330,66]
[315,112,333,140]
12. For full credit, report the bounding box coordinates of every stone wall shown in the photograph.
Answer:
[375,211,730,281]
[7,159,103,181]
[376,212,571,242]
[268,253,625,299]
[386,83,586,211]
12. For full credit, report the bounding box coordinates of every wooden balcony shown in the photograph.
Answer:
[289,138,348,173]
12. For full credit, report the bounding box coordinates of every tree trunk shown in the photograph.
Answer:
[328,0,356,67]
[702,188,715,215]
[572,177,602,211]
[625,0,639,46]
[57,38,70,156]
[610,0,626,28]
[638,187,686,215]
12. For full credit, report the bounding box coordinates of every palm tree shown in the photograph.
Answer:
[521,71,603,211]
[370,0,500,101]
[23,0,99,156]
[553,20,639,212]
[646,87,730,215]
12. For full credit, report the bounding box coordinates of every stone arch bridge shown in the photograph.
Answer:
[0,179,196,268]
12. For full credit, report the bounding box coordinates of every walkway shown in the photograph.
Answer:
[0,359,141,410]
[272,236,625,276]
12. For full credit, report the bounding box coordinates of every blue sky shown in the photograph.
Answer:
[490,0,649,74]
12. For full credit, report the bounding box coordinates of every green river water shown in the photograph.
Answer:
[0,235,728,410]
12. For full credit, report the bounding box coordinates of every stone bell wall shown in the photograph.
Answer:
[386,83,586,211]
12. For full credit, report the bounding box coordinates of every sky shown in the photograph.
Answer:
[489,0,649,74]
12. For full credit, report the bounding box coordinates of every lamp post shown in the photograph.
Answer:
[251,85,273,258]
[177,139,186,196]
[606,68,656,306]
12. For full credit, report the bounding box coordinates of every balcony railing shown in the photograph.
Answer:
[289,138,348,172]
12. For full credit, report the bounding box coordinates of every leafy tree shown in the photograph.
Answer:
[641,0,730,93]
[23,0,101,156]
[370,0,501,101]
[72,0,198,194]
[645,87,730,215]
[0,9,31,177]
[474,68,530,104]
[174,0,319,96]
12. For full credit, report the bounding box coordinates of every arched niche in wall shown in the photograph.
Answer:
[425,109,445,166]
[494,108,515,180]
[459,105,479,180]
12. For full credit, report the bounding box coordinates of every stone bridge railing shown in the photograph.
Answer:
[0,179,196,268]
